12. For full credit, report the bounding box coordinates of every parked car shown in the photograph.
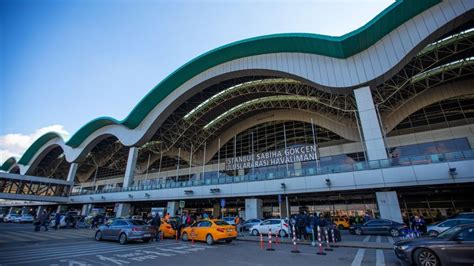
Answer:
[427,218,474,236]
[95,219,155,245]
[222,217,236,225]
[349,219,406,237]
[159,219,177,238]
[451,212,474,220]
[3,214,20,223]
[250,218,289,237]
[394,224,474,265]
[13,214,34,223]
[242,219,263,231]
[181,219,237,245]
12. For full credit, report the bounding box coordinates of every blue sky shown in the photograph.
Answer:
[0,0,393,161]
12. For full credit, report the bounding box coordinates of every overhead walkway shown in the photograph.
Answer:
[0,172,73,203]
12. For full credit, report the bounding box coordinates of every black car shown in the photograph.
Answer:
[349,219,406,237]
[394,224,474,266]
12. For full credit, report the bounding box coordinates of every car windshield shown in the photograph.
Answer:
[129,220,147,226]
[437,225,464,239]
[214,221,230,226]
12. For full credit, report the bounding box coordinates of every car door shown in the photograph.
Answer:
[446,227,474,264]
[378,220,393,234]
[197,220,212,240]
[363,221,379,234]
[259,220,271,234]
[269,220,282,234]
[108,220,128,240]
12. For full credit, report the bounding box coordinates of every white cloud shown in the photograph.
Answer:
[0,125,69,163]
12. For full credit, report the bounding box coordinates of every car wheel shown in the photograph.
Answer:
[428,230,438,237]
[389,228,400,237]
[338,224,344,230]
[252,229,259,236]
[182,232,189,242]
[414,248,439,266]
[279,230,287,237]
[95,231,102,241]
[355,228,362,235]
[206,234,214,245]
[119,233,128,245]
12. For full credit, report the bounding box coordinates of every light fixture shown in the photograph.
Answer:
[325,178,331,186]
[101,196,105,200]
[128,194,133,199]
[184,190,194,195]
[145,193,150,198]
[449,168,458,178]
[210,188,220,193]
[89,197,94,200]
[280,183,286,189]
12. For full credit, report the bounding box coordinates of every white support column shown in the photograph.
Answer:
[166,201,179,217]
[81,204,92,216]
[115,203,131,218]
[354,86,388,161]
[67,163,78,182]
[245,198,263,220]
[123,147,139,188]
[376,191,403,223]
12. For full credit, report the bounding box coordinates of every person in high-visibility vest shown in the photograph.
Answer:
[164,213,170,222]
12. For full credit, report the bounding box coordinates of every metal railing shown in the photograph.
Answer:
[71,150,474,196]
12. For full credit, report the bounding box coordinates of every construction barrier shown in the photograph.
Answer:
[260,233,264,250]
[291,224,300,253]
[275,230,280,245]
[316,226,326,255]
[266,228,275,251]
[324,228,333,251]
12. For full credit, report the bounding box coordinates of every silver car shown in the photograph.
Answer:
[14,214,34,223]
[427,218,474,236]
[95,219,155,244]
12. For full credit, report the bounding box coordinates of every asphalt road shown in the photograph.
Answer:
[0,223,401,266]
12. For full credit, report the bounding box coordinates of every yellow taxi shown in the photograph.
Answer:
[159,218,178,238]
[181,219,237,245]
[333,217,350,230]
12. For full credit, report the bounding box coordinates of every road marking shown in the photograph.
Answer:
[376,235,381,243]
[388,236,394,244]
[363,235,370,242]
[3,231,48,241]
[351,249,365,266]
[376,250,385,266]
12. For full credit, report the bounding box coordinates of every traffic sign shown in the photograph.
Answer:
[278,194,282,204]
[179,200,185,208]
[220,199,226,208]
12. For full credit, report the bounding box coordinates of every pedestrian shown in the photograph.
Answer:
[54,211,61,230]
[296,212,306,240]
[39,210,48,231]
[234,216,241,235]
[164,212,170,222]
[150,213,161,241]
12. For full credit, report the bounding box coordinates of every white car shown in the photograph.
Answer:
[223,217,236,225]
[250,218,289,237]
[427,218,474,236]
[3,214,20,223]
[13,214,34,223]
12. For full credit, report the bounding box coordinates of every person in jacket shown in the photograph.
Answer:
[54,211,61,230]
[39,210,48,231]
[296,212,306,240]
[150,213,161,241]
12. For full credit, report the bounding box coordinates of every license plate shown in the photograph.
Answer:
[227,229,233,232]
[144,234,151,237]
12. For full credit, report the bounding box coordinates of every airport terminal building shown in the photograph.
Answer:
[1,0,473,223]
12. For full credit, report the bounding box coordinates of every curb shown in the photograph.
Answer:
[235,238,394,250]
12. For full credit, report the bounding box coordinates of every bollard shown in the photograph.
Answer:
[266,228,275,251]
[324,228,333,251]
[291,225,300,253]
[260,233,264,250]
[331,228,338,248]
[316,226,326,255]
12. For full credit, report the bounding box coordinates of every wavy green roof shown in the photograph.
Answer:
[1,0,441,171]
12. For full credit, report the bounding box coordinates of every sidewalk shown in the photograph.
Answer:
[235,234,394,250]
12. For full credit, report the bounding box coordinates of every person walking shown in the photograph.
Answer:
[296,212,306,240]
[150,213,161,241]
[39,210,48,231]
[54,211,61,230]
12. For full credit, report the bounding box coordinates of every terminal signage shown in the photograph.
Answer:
[225,144,317,171]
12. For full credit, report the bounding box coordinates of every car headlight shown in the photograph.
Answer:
[397,245,410,250]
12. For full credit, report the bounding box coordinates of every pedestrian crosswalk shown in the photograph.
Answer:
[0,228,94,244]
[0,241,217,265]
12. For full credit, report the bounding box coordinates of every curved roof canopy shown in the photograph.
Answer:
[1,0,448,171]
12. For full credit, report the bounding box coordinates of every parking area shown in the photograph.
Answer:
[0,223,401,266]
